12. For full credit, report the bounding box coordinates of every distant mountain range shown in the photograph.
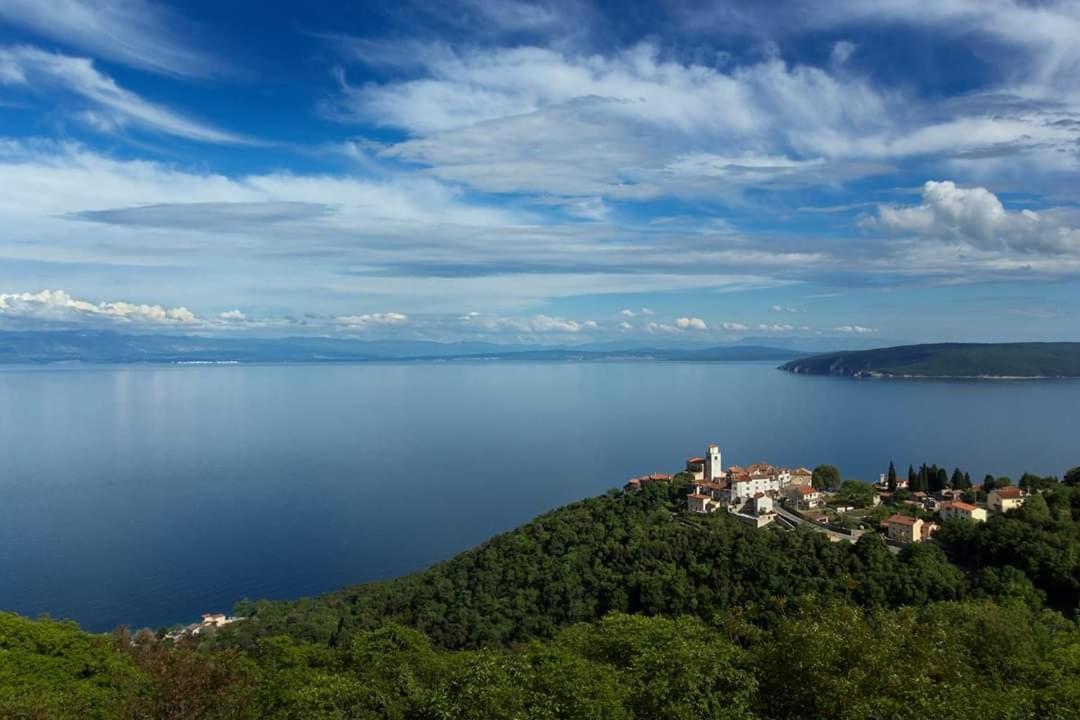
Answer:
[0,330,807,365]
[779,342,1080,378]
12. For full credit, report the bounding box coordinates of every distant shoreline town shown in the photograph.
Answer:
[628,444,1029,547]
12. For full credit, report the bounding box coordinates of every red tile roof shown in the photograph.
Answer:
[886,514,918,526]
[796,486,818,495]
[945,501,979,512]
[993,486,1024,499]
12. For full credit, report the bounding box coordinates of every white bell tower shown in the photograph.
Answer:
[705,443,723,481]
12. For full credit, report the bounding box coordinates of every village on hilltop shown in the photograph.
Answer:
[627,444,1029,546]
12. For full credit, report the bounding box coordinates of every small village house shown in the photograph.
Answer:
[884,514,924,544]
[938,501,988,523]
[988,486,1026,513]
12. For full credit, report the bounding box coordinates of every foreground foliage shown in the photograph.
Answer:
[4,601,1080,719]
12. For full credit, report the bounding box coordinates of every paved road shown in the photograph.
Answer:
[774,506,901,554]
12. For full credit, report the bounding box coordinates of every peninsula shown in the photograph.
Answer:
[779,342,1080,379]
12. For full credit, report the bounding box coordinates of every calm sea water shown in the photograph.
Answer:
[1,362,1078,632]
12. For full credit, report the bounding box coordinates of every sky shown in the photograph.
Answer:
[0,0,1079,346]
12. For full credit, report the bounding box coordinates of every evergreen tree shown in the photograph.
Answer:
[933,467,949,493]
[983,474,997,491]
[950,468,965,490]
[887,461,897,493]
[907,465,916,488]
[916,465,929,493]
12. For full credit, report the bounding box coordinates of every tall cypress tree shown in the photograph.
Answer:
[887,461,898,493]
[950,467,965,490]
[908,465,916,489]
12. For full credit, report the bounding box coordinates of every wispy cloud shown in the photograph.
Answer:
[0,0,225,78]
[0,46,249,143]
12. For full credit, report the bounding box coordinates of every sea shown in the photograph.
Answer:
[1,361,1078,631]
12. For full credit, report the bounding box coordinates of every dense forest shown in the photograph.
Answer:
[778,342,1080,378]
[5,472,1080,718]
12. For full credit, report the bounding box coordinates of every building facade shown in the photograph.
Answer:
[884,514,924,543]
[988,487,1026,513]
[938,501,988,523]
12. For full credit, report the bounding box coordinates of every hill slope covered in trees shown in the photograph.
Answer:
[779,342,1080,378]
[6,474,1080,717]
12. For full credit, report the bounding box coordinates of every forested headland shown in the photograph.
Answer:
[779,342,1080,378]
[5,471,1080,719]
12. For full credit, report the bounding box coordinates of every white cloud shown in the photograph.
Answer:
[0,139,830,314]
[640,307,655,315]
[619,308,636,317]
[0,0,223,78]
[833,324,878,334]
[618,321,632,331]
[219,309,247,321]
[336,312,409,328]
[0,289,196,326]
[0,46,247,143]
[871,180,1080,255]
[460,313,599,334]
[336,41,902,198]
[721,321,749,331]
[757,323,795,332]
[770,304,806,313]
[830,40,857,66]
[675,316,707,330]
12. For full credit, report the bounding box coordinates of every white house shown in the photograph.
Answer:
[730,473,781,501]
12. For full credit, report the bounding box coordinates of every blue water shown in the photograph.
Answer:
[1,362,1078,632]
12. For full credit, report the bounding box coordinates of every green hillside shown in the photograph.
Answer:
[780,342,1080,378]
[6,474,1080,717]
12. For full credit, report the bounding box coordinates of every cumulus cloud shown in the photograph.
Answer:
[619,308,636,317]
[833,324,878,334]
[870,180,1080,255]
[757,323,795,332]
[675,316,707,330]
[0,46,247,143]
[219,310,247,321]
[0,289,197,326]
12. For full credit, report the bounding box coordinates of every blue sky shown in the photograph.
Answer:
[0,0,1078,346]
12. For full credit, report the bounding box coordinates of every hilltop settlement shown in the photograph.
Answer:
[628,444,1028,546]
